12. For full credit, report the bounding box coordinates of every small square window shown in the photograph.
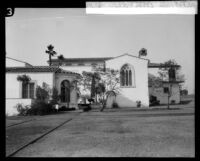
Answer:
[163,87,169,93]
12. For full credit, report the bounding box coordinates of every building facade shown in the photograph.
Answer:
[51,53,182,107]
[6,61,80,116]
[149,82,181,105]
[105,54,149,107]
[6,54,183,115]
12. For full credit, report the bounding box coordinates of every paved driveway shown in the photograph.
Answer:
[7,107,194,157]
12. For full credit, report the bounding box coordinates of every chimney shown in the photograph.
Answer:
[168,67,176,82]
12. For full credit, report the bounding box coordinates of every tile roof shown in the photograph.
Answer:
[50,57,113,63]
[50,54,180,68]
[50,54,149,63]
[113,53,149,61]
[6,66,80,75]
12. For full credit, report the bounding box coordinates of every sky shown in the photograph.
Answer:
[6,8,195,94]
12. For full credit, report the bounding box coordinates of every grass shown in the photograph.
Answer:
[8,105,195,157]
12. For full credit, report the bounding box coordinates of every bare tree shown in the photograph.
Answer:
[77,66,120,111]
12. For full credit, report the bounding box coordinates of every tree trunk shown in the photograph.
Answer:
[95,93,97,103]
[49,55,51,66]
[167,95,170,109]
[91,75,95,98]
[100,102,106,112]
[168,84,173,109]
[100,93,110,112]
[100,94,106,111]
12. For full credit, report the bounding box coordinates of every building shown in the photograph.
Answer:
[105,54,149,107]
[6,54,183,115]
[50,53,182,108]
[149,81,183,105]
[6,58,80,116]
[148,65,183,105]
[6,57,33,67]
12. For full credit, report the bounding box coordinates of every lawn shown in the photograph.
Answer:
[9,106,194,157]
[6,112,81,156]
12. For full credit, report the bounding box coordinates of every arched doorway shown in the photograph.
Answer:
[60,80,70,104]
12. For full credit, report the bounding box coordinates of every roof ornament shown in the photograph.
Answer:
[138,48,147,58]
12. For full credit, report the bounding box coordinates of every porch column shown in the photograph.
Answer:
[70,89,78,109]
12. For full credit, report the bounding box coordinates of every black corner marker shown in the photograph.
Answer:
[5,8,15,17]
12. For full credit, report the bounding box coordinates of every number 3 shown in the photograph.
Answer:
[6,8,13,16]
[6,7,14,17]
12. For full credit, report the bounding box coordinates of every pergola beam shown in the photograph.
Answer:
[148,63,180,68]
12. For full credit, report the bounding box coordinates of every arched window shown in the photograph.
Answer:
[126,70,128,86]
[120,64,135,87]
[60,80,70,103]
[120,70,125,86]
[129,70,132,85]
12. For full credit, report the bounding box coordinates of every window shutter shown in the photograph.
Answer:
[22,83,28,98]
[129,70,132,86]
[29,83,35,98]
[126,70,128,86]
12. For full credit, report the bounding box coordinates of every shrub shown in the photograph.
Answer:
[58,106,76,112]
[99,98,106,106]
[112,102,119,108]
[15,103,30,116]
[88,98,95,104]
[49,99,58,106]
[58,54,64,60]
[69,107,76,111]
[36,86,49,101]
[136,101,141,107]
[171,100,176,104]
[51,87,59,105]
[65,107,76,111]
[83,106,91,112]
[17,74,31,83]
[58,106,67,111]
[27,100,55,115]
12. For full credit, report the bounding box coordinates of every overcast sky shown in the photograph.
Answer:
[6,8,195,94]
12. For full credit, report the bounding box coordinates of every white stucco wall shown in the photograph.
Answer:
[6,99,32,116]
[6,72,54,116]
[6,73,54,98]
[6,71,80,115]
[169,84,181,103]
[61,66,92,74]
[105,55,149,107]
[149,83,180,104]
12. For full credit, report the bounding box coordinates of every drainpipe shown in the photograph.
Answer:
[103,61,106,72]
